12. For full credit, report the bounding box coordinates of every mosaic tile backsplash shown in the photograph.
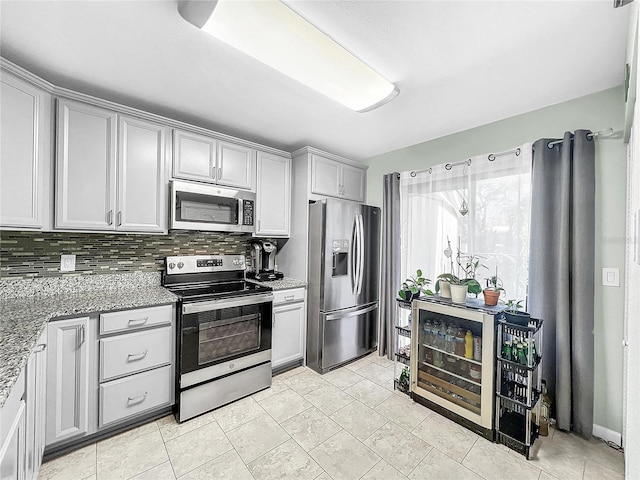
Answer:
[0,231,252,279]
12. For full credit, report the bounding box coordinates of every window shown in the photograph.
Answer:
[400,145,531,302]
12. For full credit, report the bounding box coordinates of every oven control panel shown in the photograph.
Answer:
[197,259,223,268]
[165,255,245,275]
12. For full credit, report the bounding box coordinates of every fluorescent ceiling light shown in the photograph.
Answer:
[178,0,399,112]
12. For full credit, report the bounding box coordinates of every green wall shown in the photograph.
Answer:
[365,86,627,435]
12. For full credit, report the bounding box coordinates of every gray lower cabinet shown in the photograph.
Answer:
[45,317,92,448]
[44,305,174,453]
[0,372,26,480]
[25,331,47,480]
[272,288,306,369]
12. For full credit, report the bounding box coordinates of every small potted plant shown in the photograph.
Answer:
[483,269,505,306]
[398,269,433,302]
[503,299,531,325]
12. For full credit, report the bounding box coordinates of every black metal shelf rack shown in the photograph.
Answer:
[394,299,412,395]
[495,316,544,459]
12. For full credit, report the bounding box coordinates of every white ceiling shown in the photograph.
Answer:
[0,1,630,161]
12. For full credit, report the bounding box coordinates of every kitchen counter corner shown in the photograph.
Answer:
[248,277,307,290]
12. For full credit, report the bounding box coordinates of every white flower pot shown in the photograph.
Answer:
[450,284,468,304]
[439,281,451,298]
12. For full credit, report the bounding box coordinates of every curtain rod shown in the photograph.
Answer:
[547,127,614,148]
[409,146,521,177]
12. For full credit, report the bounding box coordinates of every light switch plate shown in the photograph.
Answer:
[602,267,620,287]
[60,254,76,272]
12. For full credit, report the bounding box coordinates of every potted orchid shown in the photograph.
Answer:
[436,248,485,304]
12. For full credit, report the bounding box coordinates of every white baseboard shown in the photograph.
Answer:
[593,423,622,447]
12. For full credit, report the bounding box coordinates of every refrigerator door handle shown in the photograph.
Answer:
[350,215,358,294]
[356,214,365,295]
[325,302,378,321]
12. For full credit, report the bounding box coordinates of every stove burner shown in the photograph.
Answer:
[166,280,271,301]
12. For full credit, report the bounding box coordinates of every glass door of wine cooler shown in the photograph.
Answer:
[410,300,495,430]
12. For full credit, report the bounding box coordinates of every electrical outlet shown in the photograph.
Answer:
[602,267,620,287]
[60,254,76,272]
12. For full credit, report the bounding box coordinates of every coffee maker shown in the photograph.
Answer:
[248,241,284,281]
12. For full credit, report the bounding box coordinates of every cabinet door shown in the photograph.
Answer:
[46,317,90,447]
[0,401,26,480]
[272,301,305,369]
[173,129,216,183]
[55,99,117,230]
[217,141,254,190]
[340,164,366,202]
[255,152,290,237]
[25,331,46,480]
[311,155,341,198]
[0,73,48,229]
[117,116,168,233]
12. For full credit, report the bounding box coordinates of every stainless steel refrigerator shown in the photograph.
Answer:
[307,198,380,374]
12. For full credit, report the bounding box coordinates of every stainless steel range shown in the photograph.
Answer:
[162,254,273,422]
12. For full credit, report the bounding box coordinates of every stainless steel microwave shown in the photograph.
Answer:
[170,180,255,233]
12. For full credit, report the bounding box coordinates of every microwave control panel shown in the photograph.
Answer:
[243,200,254,226]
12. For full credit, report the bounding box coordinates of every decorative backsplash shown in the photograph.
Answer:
[0,230,252,279]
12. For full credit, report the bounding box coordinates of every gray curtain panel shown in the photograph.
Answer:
[378,173,401,359]
[529,130,595,437]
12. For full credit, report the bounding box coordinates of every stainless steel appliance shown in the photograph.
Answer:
[170,180,255,233]
[307,199,381,374]
[162,254,273,422]
[248,240,284,281]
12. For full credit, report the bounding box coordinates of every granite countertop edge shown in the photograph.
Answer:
[248,277,307,290]
[0,286,178,409]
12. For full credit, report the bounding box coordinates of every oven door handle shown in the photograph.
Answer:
[182,293,274,315]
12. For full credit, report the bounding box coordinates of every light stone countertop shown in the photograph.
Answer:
[248,277,307,290]
[0,284,177,409]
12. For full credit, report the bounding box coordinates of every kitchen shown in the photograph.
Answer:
[0,1,637,480]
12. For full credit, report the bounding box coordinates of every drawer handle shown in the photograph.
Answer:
[127,392,148,405]
[127,350,149,361]
[284,295,295,301]
[128,317,149,326]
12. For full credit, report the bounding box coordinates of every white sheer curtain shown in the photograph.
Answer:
[400,144,532,302]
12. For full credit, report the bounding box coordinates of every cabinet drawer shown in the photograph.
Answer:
[100,305,172,334]
[100,326,172,381]
[273,288,305,305]
[99,365,172,428]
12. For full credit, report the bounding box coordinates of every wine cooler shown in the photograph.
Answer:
[410,298,499,439]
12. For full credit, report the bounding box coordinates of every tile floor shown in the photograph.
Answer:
[39,353,625,480]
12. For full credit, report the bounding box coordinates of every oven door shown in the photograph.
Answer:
[180,293,272,382]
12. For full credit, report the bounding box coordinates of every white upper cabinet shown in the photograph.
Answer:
[173,130,216,182]
[311,155,341,198]
[56,99,117,230]
[255,151,291,237]
[217,141,254,190]
[173,129,255,190]
[117,116,168,233]
[340,163,366,202]
[0,72,51,229]
[55,99,168,233]
[310,154,366,202]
